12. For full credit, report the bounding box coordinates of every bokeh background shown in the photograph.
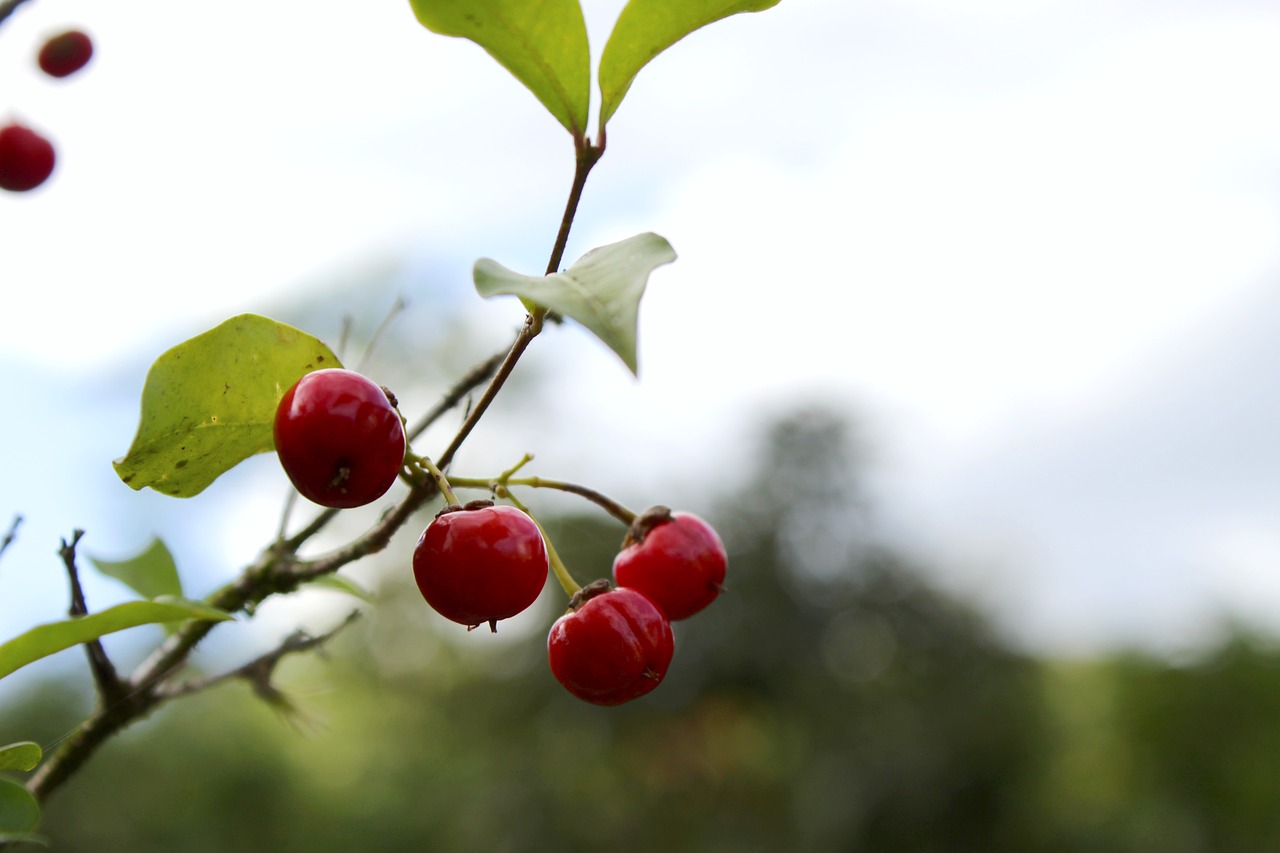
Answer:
[4,0,1280,848]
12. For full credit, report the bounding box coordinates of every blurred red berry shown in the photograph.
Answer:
[38,30,94,78]
[0,124,56,192]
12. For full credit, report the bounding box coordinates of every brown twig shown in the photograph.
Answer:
[155,610,361,702]
[58,531,125,704]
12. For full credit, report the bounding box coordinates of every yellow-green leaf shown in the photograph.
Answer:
[598,0,782,129]
[408,0,591,138]
[113,314,340,498]
[0,743,41,774]
[0,598,233,680]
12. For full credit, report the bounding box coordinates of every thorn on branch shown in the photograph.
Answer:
[59,530,126,705]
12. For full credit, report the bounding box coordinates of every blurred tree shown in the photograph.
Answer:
[8,408,1278,851]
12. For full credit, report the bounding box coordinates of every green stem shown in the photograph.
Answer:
[412,454,460,506]
[501,491,580,598]
[449,473,636,527]
[497,453,536,482]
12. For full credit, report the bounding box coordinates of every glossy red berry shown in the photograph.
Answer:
[273,368,405,508]
[548,582,675,706]
[0,124,55,192]
[612,507,726,621]
[37,30,94,78]
[413,502,549,631]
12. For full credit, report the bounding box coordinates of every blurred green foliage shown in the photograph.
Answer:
[7,409,1280,851]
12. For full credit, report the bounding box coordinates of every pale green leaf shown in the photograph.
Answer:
[0,744,41,773]
[598,0,782,129]
[0,598,233,681]
[474,232,676,375]
[0,779,39,834]
[88,537,182,600]
[113,314,341,498]
[408,0,590,137]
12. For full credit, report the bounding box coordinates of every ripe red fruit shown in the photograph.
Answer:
[273,368,405,508]
[0,124,55,192]
[612,507,726,621]
[413,502,549,631]
[548,582,675,706]
[37,30,94,78]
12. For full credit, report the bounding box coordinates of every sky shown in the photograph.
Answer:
[3,0,1280,665]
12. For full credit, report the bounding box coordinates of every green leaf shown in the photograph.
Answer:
[310,575,377,605]
[88,538,182,600]
[113,314,341,498]
[0,744,41,773]
[0,779,39,834]
[474,232,676,375]
[598,0,782,129]
[0,598,233,681]
[408,0,590,138]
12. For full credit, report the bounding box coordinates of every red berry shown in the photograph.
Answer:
[413,502,549,631]
[612,507,726,621]
[37,30,93,78]
[548,582,674,706]
[273,368,405,508]
[0,124,55,192]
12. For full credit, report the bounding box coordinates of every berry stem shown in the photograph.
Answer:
[411,453,460,506]
[497,453,536,482]
[500,491,581,598]
[449,474,637,526]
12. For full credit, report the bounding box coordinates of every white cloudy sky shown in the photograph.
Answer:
[3,0,1280,663]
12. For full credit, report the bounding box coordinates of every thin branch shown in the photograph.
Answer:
[436,314,544,471]
[406,350,505,442]
[29,548,285,802]
[58,531,125,704]
[0,0,36,28]
[155,610,361,702]
[287,482,432,583]
[336,314,354,363]
[546,138,604,275]
[29,137,606,806]
[0,514,21,563]
[356,296,408,373]
[274,490,300,544]
[432,140,603,467]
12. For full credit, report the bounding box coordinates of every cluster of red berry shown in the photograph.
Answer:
[272,368,727,706]
[0,29,93,193]
[550,508,726,705]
